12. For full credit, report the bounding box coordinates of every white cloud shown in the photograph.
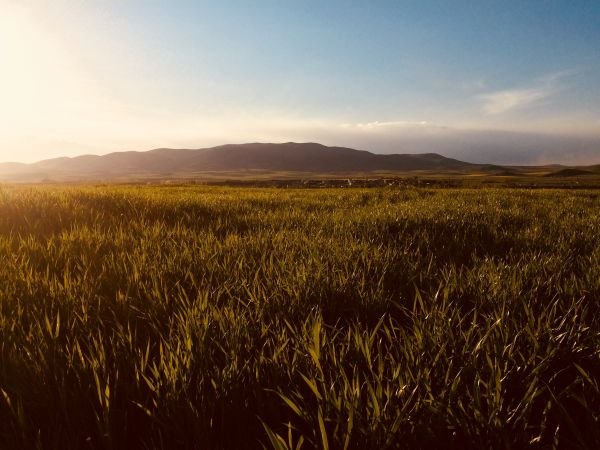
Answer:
[477,70,577,115]
[479,87,554,115]
[340,120,431,130]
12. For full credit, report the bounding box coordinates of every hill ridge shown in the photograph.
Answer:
[2,142,598,182]
[0,142,476,181]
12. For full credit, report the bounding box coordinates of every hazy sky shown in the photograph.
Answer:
[1,0,599,164]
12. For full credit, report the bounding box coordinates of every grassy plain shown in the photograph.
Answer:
[0,184,598,449]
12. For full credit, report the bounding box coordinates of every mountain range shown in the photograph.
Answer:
[0,142,598,182]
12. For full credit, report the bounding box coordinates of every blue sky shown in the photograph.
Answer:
[0,0,599,164]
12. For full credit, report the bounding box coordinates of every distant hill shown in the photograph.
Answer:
[0,143,478,181]
[1,142,598,182]
[544,168,598,177]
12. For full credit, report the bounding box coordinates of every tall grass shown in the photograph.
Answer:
[0,185,598,449]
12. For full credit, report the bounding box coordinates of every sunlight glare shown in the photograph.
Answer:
[0,6,92,139]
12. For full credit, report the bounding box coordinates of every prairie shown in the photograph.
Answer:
[0,185,598,449]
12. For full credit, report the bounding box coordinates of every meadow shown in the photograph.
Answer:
[0,184,598,449]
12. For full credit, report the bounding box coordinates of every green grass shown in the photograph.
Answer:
[0,185,598,449]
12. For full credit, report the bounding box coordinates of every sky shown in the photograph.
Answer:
[0,0,599,164]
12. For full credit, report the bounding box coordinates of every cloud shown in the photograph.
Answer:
[340,120,430,130]
[461,78,486,91]
[479,87,555,115]
[477,70,577,115]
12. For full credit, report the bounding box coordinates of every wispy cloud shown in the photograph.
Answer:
[477,70,578,115]
[340,120,430,129]
[479,87,554,115]
[461,78,486,91]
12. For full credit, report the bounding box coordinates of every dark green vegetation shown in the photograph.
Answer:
[0,185,599,449]
[544,168,597,178]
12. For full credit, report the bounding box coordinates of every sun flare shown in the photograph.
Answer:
[0,5,102,160]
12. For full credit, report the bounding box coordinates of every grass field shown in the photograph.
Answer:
[0,185,598,449]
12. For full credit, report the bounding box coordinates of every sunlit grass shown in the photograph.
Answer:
[0,185,598,449]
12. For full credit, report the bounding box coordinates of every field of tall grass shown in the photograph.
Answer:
[0,185,598,449]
